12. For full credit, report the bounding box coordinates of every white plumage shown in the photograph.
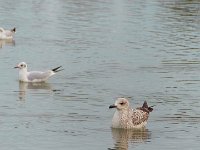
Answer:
[0,27,16,40]
[14,62,63,83]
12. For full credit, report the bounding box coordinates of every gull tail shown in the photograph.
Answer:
[52,66,64,73]
[142,101,153,113]
[11,27,16,32]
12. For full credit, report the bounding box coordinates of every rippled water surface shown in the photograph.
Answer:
[0,0,200,149]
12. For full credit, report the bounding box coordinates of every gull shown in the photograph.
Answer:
[109,98,153,129]
[0,27,16,40]
[14,62,63,82]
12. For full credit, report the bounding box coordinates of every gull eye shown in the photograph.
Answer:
[20,64,24,67]
[120,102,124,105]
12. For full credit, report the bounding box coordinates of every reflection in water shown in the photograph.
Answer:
[18,82,52,100]
[109,128,151,150]
[0,39,15,48]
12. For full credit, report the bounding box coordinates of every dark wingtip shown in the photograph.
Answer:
[142,101,153,112]
[52,66,63,72]
[148,106,153,112]
[142,101,148,108]
[12,27,16,32]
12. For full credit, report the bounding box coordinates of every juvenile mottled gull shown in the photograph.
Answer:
[14,62,63,83]
[0,27,16,40]
[109,98,153,129]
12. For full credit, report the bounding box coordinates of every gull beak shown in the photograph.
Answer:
[14,66,19,69]
[109,104,117,109]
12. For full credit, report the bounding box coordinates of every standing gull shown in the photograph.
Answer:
[14,62,63,82]
[109,98,153,129]
[0,27,16,40]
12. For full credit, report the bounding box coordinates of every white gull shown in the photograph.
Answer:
[0,27,16,40]
[14,62,63,83]
[109,98,153,129]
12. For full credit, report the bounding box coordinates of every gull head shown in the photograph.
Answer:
[14,62,27,70]
[109,98,130,110]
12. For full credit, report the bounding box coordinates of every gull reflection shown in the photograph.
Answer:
[18,82,52,100]
[0,39,15,48]
[110,128,151,150]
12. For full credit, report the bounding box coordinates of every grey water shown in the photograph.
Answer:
[0,0,200,149]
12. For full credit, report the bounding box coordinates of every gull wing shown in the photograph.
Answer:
[5,30,13,37]
[27,70,53,82]
[131,109,149,126]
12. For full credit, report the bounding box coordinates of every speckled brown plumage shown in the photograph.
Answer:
[109,98,153,129]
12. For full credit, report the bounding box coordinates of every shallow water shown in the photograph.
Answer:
[0,0,200,149]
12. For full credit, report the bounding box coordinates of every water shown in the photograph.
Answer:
[0,0,200,149]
